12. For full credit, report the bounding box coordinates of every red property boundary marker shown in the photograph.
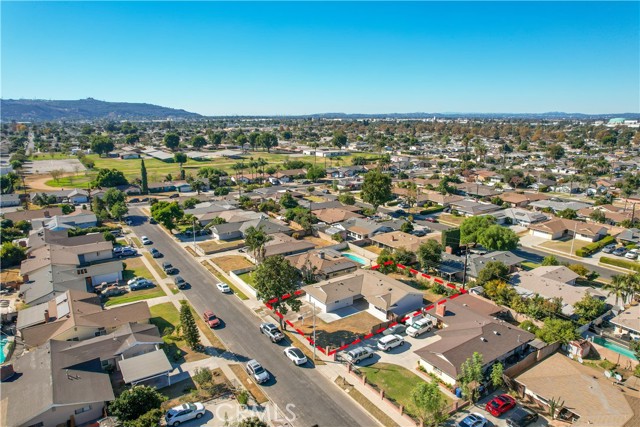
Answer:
[264,262,467,357]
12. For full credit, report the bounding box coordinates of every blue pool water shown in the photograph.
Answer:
[343,252,367,265]
[0,339,7,364]
[593,336,638,361]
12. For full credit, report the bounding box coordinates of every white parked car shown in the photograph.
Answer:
[625,249,639,260]
[165,402,205,426]
[284,346,308,365]
[406,318,434,338]
[127,276,145,286]
[141,236,152,245]
[216,282,231,293]
[377,334,405,351]
[246,359,270,384]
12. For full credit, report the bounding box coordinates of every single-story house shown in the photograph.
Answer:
[513,353,638,426]
[286,249,359,281]
[438,251,524,282]
[616,228,640,245]
[370,230,435,253]
[529,218,608,242]
[492,208,548,226]
[0,193,21,207]
[414,294,534,386]
[609,304,640,340]
[304,269,423,321]
[450,199,503,216]
[497,191,550,208]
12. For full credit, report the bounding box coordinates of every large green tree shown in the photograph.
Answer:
[573,294,607,322]
[306,165,326,182]
[477,225,519,251]
[140,159,148,194]
[536,318,579,344]
[411,381,447,427]
[92,168,128,188]
[164,133,180,150]
[361,169,392,210]
[417,239,443,272]
[244,226,272,263]
[110,201,129,221]
[191,135,207,148]
[103,188,126,208]
[0,242,26,268]
[332,131,348,148]
[150,201,184,231]
[90,135,114,157]
[458,352,484,402]
[460,215,496,245]
[476,261,509,285]
[108,386,166,422]
[257,132,278,152]
[179,301,201,350]
[254,256,301,327]
[174,152,188,179]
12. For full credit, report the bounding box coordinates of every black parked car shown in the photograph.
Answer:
[506,407,539,427]
[162,261,178,275]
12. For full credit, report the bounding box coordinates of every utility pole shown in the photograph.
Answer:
[192,218,196,251]
[312,300,317,361]
[462,244,469,290]
[569,221,578,257]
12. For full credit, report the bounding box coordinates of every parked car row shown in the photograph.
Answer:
[602,244,639,259]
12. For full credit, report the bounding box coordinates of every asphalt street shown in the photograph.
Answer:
[512,247,615,280]
[128,208,377,427]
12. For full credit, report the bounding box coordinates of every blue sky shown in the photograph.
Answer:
[2,2,639,115]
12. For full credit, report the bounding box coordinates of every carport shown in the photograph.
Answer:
[119,350,173,388]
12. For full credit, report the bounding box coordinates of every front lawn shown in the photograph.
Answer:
[45,175,93,188]
[211,255,254,273]
[237,271,257,288]
[121,256,154,281]
[359,363,451,419]
[540,238,590,253]
[149,302,208,363]
[104,286,166,307]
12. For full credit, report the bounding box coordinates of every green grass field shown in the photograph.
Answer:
[237,271,257,288]
[359,363,451,419]
[44,175,93,188]
[104,286,166,307]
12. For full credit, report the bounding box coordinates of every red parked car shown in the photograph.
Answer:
[203,310,220,328]
[485,394,516,417]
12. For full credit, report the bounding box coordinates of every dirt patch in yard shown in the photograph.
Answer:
[197,239,244,254]
[540,239,590,253]
[302,235,335,247]
[291,311,381,349]
[229,364,269,404]
[211,255,255,273]
[162,368,233,408]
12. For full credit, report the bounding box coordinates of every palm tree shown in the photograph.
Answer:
[604,274,633,306]
[244,226,272,263]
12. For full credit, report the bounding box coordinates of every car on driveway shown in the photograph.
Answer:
[162,261,178,275]
[165,402,205,426]
[141,236,152,245]
[506,407,539,427]
[411,229,427,237]
[284,346,308,365]
[203,310,220,328]
[602,244,617,254]
[406,318,434,338]
[377,334,405,351]
[127,276,147,286]
[101,286,127,297]
[129,279,154,291]
[260,322,285,342]
[625,248,639,260]
[246,359,270,384]
[216,282,231,293]
[425,217,437,223]
[485,394,517,417]
[174,276,188,289]
[150,248,163,258]
[169,193,180,199]
[458,412,489,427]
[613,247,628,257]
[382,323,406,336]
[115,246,137,258]
[344,346,374,364]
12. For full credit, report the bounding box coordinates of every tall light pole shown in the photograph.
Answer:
[569,221,578,257]
[312,300,317,361]
[192,218,197,251]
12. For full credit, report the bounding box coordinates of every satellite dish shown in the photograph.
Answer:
[605,370,612,378]
[615,374,623,382]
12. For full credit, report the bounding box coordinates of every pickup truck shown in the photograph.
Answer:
[259,322,285,343]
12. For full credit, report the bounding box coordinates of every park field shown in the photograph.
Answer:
[39,151,347,187]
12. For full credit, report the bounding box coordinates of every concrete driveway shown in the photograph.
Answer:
[447,391,549,427]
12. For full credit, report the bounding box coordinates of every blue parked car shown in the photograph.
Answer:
[129,279,154,291]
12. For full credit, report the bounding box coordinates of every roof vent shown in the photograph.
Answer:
[493,330,500,335]
[480,337,487,342]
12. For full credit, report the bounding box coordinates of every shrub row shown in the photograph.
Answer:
[600,256,640,273]
[575,235,616,257]
[420,206,445,215]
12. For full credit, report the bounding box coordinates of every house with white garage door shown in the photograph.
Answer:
[303,270,423,321]
[528,218,608,242]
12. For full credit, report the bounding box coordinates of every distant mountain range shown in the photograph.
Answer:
[1,98,202,121]
[2,98,638,121]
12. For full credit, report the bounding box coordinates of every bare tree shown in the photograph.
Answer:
[50,169,64,183]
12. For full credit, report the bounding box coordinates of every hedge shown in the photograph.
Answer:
[600,256,640,273]
[575,235,616,257]
[420,206,445,215]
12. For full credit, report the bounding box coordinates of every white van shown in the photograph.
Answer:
[406,318,434,338]
[377,334,405,351]
[344,346,374,364]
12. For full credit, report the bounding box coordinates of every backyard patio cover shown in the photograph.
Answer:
[119,350,172,385]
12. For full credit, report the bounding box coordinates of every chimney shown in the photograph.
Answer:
[436,303,446,317]
[317,251,325,259]
[445,246,453,254]
[0,364,15,381]
[44,310,50,323]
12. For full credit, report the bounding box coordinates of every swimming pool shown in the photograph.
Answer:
[343,252,368,265]
[0,338,7,364]
[593,336,638,361]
